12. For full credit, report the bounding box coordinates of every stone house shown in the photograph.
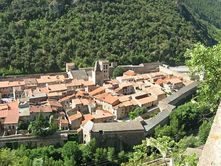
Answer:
[59,117,69,130]
[144,86,166,101]
[0,101,19,135]
[24,78,38,90]
[36,75,66,87]
[82,120,145,151]
[72,98,90,114]
[29,105,53,120]
[59,94,76,108]
[68,111,82,130]
[113,100,137,119]
[13,86,25,99]
[92,110,115,123]
[115,82,135,95]
[0,81,25,98]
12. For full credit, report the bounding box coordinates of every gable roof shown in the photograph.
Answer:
[30,105,53,113]
[89,87,105,96]
[70,70,88,80]
[68,111,82,122]
[123,70,137,76]
[3,101,19,124]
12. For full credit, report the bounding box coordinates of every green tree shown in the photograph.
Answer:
[0,148,27,166]
[79,139,96,164]
[186,43,221,111]
[112,67,124,78]
[198,120,212,144]
[146,136,175,163]
[61,141,82,165]
[129,107,146,120]
[28,113,57,137]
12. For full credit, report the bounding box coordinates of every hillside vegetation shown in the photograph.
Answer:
[184,0,221,29]
[0,0,217,74]
[183,0,221,41]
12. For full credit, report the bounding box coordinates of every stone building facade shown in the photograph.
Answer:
[82,120,145,151]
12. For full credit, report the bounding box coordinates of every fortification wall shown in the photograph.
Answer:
[0,72,67,81]
[0,134,68,148]
[109,62,161,77]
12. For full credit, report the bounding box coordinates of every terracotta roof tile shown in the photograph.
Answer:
[47,84,67,92]
[3,101,19,124]
[89,87,105,96]
[137,96,157,105]
[82,114,94,125]
[102,94,120,106]
[59,94,76,102]
[123,70,137,76]
[93,110,114,119]
[30,105,53,113]
[68,111,82,121]
[37,75,65,84]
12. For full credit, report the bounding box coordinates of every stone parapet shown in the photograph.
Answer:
[198,102,221,166]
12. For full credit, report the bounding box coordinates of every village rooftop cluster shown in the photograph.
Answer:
[0,61,192,141]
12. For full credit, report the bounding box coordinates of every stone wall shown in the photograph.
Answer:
[92,130,145,151]
[109,62,161,77]
[198,102,221,166]
[0,72,67,81]
[0,132,70,148]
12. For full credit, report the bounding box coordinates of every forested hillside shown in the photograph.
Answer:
[184,0,221,29]
[0,0,217,74]
[183,0,221,40]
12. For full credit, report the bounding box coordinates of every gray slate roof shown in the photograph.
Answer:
[70,70,89,80]
[92,121,144,132]
[143,110,171,132]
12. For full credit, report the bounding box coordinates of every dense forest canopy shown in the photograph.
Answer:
[184,0,221,29]
[0,0,216,74]
[183,0,221,41]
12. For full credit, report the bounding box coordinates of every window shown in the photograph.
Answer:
[99,130,103,134]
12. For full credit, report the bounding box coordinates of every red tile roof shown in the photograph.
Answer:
[68,111,82,122]
[37,75,65,84]
[137,96,157,105]
[82,114,94,125]
[155,77,183,85]
[59,94,76,103]
[0,81,25,88]
[47,100,63,110]
[3,101,19,124]
[60,118,69,126]
[93,110,114,119]
[123,70,137,76]
[47,84,67,92]
[76,90,87,97]
[89,87,105,96]
[30,105,53,113]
